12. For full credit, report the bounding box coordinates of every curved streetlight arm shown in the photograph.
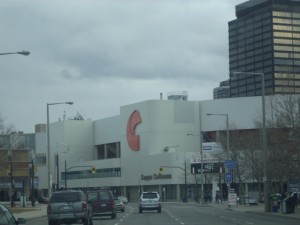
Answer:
[47,101,74,196]
[0,51,30,56]
[67,165,94,172]
[47,101,73,106]
[161,165,185,171]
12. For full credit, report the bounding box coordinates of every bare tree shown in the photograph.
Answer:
[254,95,300,193]
[0,112,17,164]
[215,126,262,203]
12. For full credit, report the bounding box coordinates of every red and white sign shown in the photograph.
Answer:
[126,110,142,151]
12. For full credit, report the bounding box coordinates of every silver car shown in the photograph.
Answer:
[139,191,161,213]
[47,190,93,225]
[0,203,26,225]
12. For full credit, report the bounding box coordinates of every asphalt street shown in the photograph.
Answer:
[15,201,300,225]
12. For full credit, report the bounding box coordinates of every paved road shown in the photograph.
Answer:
[26,202,300,225]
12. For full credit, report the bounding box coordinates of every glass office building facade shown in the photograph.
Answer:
[229,0,300,97]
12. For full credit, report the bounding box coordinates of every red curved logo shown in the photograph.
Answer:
[126,110,142,151]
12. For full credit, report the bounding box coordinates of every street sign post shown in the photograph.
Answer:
[225,173,233,183]
[224,160,236,169]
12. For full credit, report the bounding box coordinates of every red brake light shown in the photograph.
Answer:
[82,202,87,211]
[47,204,51,214]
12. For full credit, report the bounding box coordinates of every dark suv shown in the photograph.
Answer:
[47,190,93,225]
[87,190,116,219]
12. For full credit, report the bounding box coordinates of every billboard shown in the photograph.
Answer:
[191,162,224,174]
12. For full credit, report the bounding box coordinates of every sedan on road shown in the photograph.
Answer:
[0,203,26,225]
[114,198,125,212]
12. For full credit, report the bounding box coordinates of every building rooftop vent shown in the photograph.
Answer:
[167,91,188,101]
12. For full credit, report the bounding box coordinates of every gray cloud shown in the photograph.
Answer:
[0,0,243,132]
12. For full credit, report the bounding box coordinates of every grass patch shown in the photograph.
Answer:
[11,207,41,213]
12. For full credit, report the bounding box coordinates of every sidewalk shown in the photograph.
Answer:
[210,201,300,219]
[11,203,47,220]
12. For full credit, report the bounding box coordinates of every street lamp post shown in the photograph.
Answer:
[55,154,59,190]
[232,71,268,212]
[47,101,73,197]
[29,151,36,207]
[184,161,187,202]
[0,51,30,56]
[63,146,70,189]
[65,158,67,189]
[187,133,204,205]
[207,113,229,203]
[56,144,70,190]
[8,153,14,208]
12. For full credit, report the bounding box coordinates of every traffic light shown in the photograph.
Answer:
[92,167,96,173]
[159,167,163,175]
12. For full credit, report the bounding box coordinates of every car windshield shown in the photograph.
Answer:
[142,193,158,199]
[114,198,122,204]
[51,192,81,203]
[0,204,16,225]
[99,192,111,201]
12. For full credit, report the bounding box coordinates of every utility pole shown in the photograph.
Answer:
[65,159,67,189]
[31,158,35,206]
[9,153,14,207]
[160,164,187,202]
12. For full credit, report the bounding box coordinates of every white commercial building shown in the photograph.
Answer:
[35,96,261,202]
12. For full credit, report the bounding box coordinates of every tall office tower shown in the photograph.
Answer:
[229,0,300,97]
[213,80,230,99]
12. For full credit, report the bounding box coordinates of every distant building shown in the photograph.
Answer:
[2,95,298,203]
[32,96,265,202]
[213,80,230,99]
[229,0,300,97]
[167,91,188,101]
[0,132,36,202]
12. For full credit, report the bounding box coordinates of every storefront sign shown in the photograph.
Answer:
[190,158,221,163]
[141,173,172,181]
[191,162,224,174]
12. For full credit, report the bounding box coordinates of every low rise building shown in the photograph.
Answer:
[33,96,263,202]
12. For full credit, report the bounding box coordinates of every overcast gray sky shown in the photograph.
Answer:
[0,0,244,133]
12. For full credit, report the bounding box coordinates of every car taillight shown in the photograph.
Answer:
[111,201,116,209]
[47,205,51,214]
[82,203,87,211]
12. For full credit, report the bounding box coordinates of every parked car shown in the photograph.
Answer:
[47,190,93,225]
[0,203,26,225]
[238,195,258,205]
[246,195,259,205]
[114,198,125,212]
[87,189,116,219]
[139,191,161,213]
[117,196,128,203]
[41,196,49,204]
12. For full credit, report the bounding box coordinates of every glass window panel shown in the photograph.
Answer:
[273,25,292,31]
[97,145,105,159]
[273,11,291,17]
[246,64,254,70]
[107,143,117,159]
[292,12,300,18]
[274,59,294,65]
[273,18,291,24]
